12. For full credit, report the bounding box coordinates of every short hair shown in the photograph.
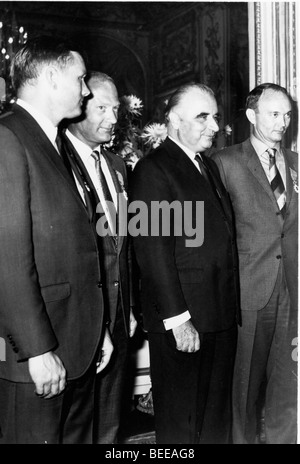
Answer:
[246,83,289,110]
[165,82,215,122]
[10,35,84,93]
[86,71,116,88]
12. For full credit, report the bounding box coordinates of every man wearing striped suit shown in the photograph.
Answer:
[213,83,298,444]
[61,72,137,443]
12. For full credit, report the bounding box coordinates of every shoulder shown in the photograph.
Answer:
[211,140,252,167]
[212,140,249,158]
[283,148,298,173]
[104,149,127,174]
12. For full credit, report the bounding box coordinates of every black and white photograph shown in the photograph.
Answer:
[0,0,298,447]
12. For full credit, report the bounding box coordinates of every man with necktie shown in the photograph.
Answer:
[0,37,106,444]
[130,83,240,444]
[61,72,137,444]
[212,83,298,444]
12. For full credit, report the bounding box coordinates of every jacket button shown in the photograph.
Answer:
[97,282,102,288]
[13,347,19,353]
[276,255,282,259]
[281,233,284,238]
[7,334,12,340]
[113,281,119,287]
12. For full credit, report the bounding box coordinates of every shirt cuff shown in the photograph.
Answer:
[163,311,191,331]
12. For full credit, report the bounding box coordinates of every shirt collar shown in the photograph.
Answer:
[66,129,101,162]
[17,98,58,146]
[250,134,281,157]
[168,135,199,162]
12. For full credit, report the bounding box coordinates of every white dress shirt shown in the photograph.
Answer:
[168,135,203,173]
[250,134,287,188]
[16,99,59,152]
[65,129,117,234]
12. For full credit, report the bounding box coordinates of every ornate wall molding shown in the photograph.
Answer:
[248,2,298,151]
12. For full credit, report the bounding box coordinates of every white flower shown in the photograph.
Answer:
[141,123,168,148]
[290,168,298,193]
[120,95,143,116]
[115,170,128,200]
[224,124,232,136]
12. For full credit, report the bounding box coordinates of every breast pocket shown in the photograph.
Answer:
[41,282,71,303]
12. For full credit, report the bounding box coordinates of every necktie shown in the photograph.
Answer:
[56,131,76,182]
[55,132,61,155]
[195,154,223,205]
[91,150,118,238]
[267,148,286,216]
[91,150,114,206]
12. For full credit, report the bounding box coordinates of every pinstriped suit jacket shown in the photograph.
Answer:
[62,135,132,336]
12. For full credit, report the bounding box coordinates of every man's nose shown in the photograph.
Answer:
[82,80,90,97]
[107,108,118,124]
[208,116,219,132]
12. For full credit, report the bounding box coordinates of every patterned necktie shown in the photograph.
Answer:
[267,148,286,217]
[91,150,118,238]
[91,150,114,206]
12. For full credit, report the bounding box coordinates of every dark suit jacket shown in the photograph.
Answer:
[130,137,240,334]
[62,134,132,336]
[0,104,104,383]
[213,139,298,313]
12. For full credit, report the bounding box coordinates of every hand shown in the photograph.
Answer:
[172,320,200,353]
[28,351,66,399]
[96,329,114,374]
[129,308,138,338]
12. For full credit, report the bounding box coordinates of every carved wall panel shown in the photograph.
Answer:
[248,1,298,151]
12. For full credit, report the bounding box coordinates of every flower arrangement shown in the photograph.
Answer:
[141,123,168,150]
[106,94,167,170]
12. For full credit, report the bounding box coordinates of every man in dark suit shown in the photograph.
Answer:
[62,72,137,444]
[130,83,240,444]
[0,37,108,443]
[212,83,298,444]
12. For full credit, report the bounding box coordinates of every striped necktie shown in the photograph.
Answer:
[91,150,114,207]
[91,149,117,237]
[267,148,286,217]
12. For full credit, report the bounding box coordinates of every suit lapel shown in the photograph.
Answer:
[13,105,89,215]
[201,154,233,218]
[283,148,297,211]
[102,149,126,252]
[164,138,234,233]
[61,134,98,222]
[243,140,281,210]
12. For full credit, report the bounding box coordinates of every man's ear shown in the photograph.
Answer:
[44,65,59,89]
[246,108,256,125]
[169,110,181,130]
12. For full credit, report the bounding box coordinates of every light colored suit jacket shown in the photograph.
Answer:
[213,138,298,312]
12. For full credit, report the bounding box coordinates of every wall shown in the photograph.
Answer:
[150,2,249,149]
[248,1,299,152]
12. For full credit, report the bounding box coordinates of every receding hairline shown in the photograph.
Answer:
[86,71,116,88]
[165,83,216,119]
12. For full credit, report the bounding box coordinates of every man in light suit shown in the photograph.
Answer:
[61,72,137,444]
[130,83,240,444]
[212,83,298,444]
[0,37,109,443]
